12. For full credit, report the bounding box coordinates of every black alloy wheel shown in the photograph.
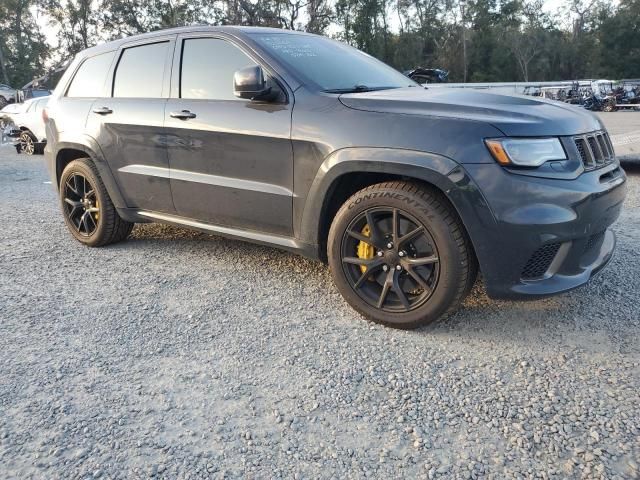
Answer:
[59,158,134,247]
[340,207,440,313]
[63,173,100,237]
[328,181,477,329]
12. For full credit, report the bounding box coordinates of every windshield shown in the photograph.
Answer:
[250,33,416,92]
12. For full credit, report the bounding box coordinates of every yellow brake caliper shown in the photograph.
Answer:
[356,224,375,273]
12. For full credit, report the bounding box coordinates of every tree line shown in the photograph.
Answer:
[0,0,638,88]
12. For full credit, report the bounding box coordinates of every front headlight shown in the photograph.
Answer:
[485,138,567,167]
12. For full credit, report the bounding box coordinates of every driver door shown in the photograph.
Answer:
[165,34,294,236]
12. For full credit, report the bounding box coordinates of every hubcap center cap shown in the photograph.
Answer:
[384,250,400,265]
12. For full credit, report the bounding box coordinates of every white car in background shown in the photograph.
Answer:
[0,96,48,155]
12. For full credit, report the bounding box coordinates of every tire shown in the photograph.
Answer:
[328,181,476,329]
[0,96,7,109]
[19,131,37,155]
[59,158,134,247]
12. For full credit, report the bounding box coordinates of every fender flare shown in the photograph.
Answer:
[298,147,497,267]
[53,138,128,209]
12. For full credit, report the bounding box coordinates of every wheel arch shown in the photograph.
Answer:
[299,148,495,267]
[53,140,127,209]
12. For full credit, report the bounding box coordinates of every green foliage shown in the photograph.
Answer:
[0,0,638,90]
[0,0,49,87]
[595,0,640,78]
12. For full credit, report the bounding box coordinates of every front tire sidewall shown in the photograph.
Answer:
[328,185,466,329]
[60,160,110,247]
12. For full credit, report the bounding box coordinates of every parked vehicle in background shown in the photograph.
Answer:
[44,27,626,329]
[611,81,640,111]
[404,68,449,85]
[523,86,542,97]
[18,88,53,103]
[0,84,16,109]
[583,80,617,112]
[0,97,49,154]
[522,80,635,111]
[10,64,68,104]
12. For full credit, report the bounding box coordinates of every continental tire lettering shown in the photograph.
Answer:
[347,192,419,210]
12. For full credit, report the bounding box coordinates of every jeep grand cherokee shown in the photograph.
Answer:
[44,27,627,329]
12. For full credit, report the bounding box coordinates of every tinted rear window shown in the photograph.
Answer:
[66,51,115,97]
[113,42,168,98]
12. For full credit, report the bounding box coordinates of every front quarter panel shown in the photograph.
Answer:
[297,147,498,264]
[291,88,503,257]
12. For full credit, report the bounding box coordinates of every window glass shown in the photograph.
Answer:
[29,100,44,112]
[66,51,115,97]
[181,38,257,100]
[251,33,414,92]
[113,42,168,98]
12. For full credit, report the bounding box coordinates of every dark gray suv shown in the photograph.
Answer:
[44,26,627,329]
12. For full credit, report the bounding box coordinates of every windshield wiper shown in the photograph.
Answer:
[322,85,399,94]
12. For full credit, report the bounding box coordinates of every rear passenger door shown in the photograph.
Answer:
[86,36,176,213]
[56,49,116,137]
[165,34,294,236]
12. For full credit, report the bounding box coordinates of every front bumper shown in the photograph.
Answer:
[6,129,46,148]
[463,161,626,299]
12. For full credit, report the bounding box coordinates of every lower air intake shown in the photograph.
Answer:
[521,243,561,280]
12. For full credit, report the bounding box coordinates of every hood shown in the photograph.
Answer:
[339,87,603,137]
[0,102,24,115]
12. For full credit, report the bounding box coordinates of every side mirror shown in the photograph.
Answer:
[234,65,271,100]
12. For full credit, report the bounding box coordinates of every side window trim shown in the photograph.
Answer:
[112,36,175,99]
[63,50,117,98]
[171,33,290,104]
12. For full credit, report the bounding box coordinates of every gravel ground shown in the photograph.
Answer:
[596,112,640,158]
[1,138,639,479]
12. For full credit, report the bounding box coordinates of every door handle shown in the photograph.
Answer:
[92,107,113,115]
[170,110,197,120]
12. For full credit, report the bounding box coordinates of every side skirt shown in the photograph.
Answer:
[117,208,321,260]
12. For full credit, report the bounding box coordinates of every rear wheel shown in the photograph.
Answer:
[59,158,134,247]
[328,181,476,329]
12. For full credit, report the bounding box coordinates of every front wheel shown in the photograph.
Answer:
[19,131,37,155]
[328,181,477,329]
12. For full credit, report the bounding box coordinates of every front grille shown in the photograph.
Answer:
[584,230,605,254]
[574,131,615,171]
[521,243,561,280]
